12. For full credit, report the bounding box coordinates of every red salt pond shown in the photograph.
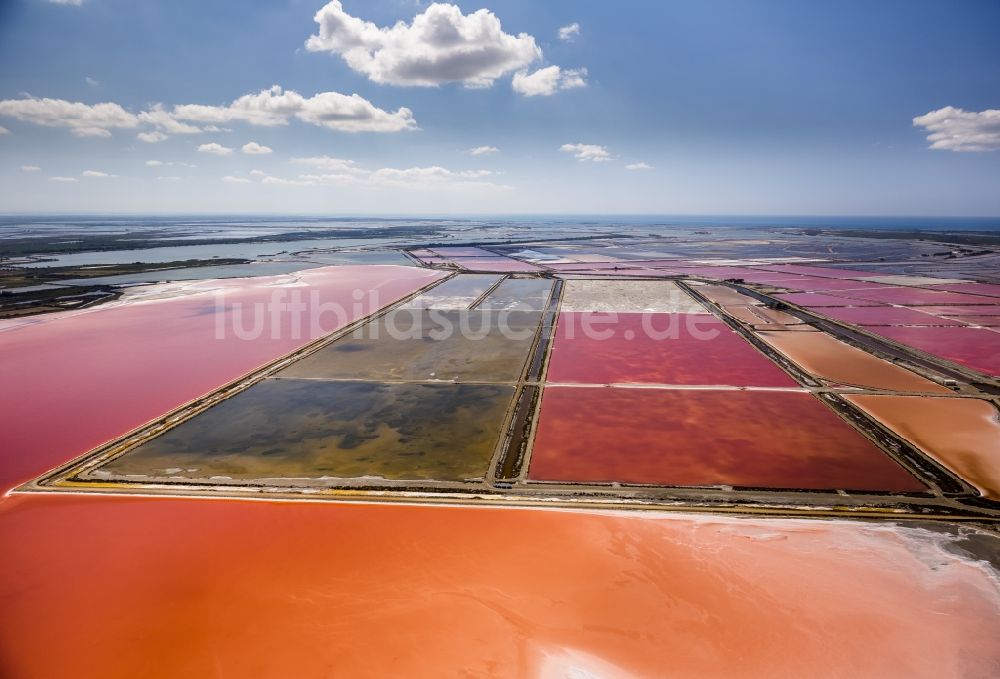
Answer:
[758,264,875,278]
[845,395,1000,500]
[0,265,444,492]
[768,276,885,292]
[865,325,1000,377]
[951,316,1000,327]
[1,493,997,679]
[912,305,1000,316]
[545,312,797,387]
[933,282,1000,298]
[832,286,995,306]
[772,292,879,307]
[529,387,924,491]
[816,305,964,327]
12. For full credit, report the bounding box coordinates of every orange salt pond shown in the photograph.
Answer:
[756,330,952,392]
[845,395,1000,500]
[721,304,812,329]
[1,494,999,679]
[691,283,760,306]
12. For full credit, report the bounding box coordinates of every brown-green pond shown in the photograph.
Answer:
[88,379,514,483]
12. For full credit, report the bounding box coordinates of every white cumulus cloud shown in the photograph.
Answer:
[261,175,317,187]
[198,142,234,156]
[82,170,116,178]
[242,141,272,155]
[512,65,587,96]
[306,1,541,88]
[0,96,138,137]
[625,162,653,171]
[560,143,611,162]
[221,175,251,183]
[369,166,495,186]
[913,106,1000,152]
[469,145,499,155]
[48,0,82,5]
[558,23,580,41]
[49,176,78,182]
[146,160,196,168]
[290,155,369,175]
[171,85,416,133]
[137,131,168,143]
[137,105,202,135]
[0,87,414,140]
[21,165,41,172]
[272,156,509,190]
[0,125,8,135]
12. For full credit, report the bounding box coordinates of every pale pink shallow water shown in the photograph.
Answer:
[866,325,1000,377]
[0,494,998,679]
[0,266,444,491]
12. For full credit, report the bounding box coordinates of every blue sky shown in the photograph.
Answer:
[0,0,998,214]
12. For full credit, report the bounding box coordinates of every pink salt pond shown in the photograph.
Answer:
[773,292,880,307]
[817,305,964,327]
[865,325,1000,377]
[0,265,445,492]
[832,286,996,306]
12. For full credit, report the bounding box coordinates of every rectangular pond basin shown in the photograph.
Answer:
[949,316,1000,327]
[528,387,925,492]
[832,287,995,306]
[816,305,964,327]
[756,330,951,392]
[772,292,881,307]
[278,309,541,382]
[690,284,762,307]
[721,304,811,330]
[456,258,542,273]
[844,394,1000,500]
[910,305,1000,316]
[560,280,707,313]
[0,265,444,493]
[430,247,496,257]
[933,282,1000,298]
[766,277,886,293]
[546,312,797,387]
[401,274,501,309]
[475,278,554,311]
[85,379,514,484]
[863,325,1000,377]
